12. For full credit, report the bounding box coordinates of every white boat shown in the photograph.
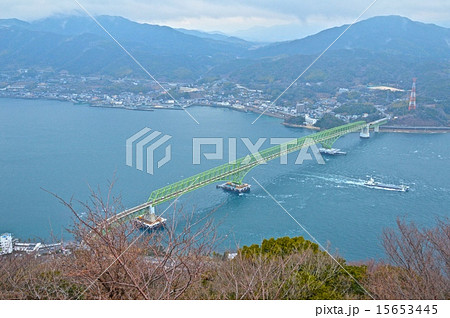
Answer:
[364,177,409,192]
[319,148,347,155]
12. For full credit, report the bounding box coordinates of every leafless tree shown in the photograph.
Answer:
[367,218,449,299]
[3,181,447,300]
[0,180,218,300]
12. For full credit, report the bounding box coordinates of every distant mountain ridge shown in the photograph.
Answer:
[1,15,251,56]
[0,15,251,80]
[253,16,450,58]
[0,15,448,83]
[175,28,252,46]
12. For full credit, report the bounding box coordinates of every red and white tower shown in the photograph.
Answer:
[408,78,417,111]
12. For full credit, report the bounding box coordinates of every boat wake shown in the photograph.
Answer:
[299,173,366,188]
[297,173,410,192]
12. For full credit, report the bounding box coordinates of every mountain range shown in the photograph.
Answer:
[254,16,450,58]
[0,15,448,95]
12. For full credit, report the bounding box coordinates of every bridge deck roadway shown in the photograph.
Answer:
[106,119,387,225]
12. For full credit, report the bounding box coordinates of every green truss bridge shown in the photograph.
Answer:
[106,118,387,226]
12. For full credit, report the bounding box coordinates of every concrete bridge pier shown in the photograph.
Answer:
[374,125,380,133]
[140,205,156,219]
[360,124,370,138]
[146,205,157,220]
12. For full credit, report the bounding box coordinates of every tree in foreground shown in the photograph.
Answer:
[0,183,448,300]
[367,218,449,299]
[191,236,369,300]
[1,183,218,300]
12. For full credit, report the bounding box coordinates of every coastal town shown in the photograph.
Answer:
[1,6,449,304]
[2,68,441,130]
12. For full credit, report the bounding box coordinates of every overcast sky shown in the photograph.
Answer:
[1,0,449,40]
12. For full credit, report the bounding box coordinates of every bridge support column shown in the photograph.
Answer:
[141,205,156,219]
[374,125,379,133]
[360,125,370,138]
[144,205,157,220]
[228,167,253,185]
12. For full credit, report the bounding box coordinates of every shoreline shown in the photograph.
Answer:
[200,103,287,120]
[1,96,449,260]
[379,126,450,134]
[281,122,321,131]
[2,96,449,134]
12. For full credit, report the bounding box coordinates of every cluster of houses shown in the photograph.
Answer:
[0,233,65,256]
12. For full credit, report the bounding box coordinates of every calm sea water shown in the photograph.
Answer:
[0,98,449,260]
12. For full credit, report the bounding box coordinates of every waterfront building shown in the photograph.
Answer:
[0,233,13,255]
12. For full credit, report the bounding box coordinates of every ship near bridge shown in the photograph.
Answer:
[103,118,388,229]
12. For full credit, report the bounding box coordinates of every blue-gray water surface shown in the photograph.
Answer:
[0,98,449,260]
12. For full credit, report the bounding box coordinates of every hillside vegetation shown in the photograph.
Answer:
[0,189,448,300]
[0,15,448,100]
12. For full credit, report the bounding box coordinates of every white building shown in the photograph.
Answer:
[14,242,42,253]
[305,114,318,126]
[0,233,13,255]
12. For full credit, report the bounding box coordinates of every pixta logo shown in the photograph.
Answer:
[192,137,324,165]
[126,128,172,175]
